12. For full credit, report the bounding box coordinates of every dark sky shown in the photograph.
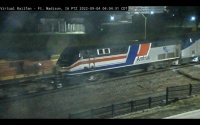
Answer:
[0,11,125,32]
[0,7,199,32]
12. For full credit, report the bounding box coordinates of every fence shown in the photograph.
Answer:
[69,83,200,119]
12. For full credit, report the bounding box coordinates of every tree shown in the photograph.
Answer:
[194,6,200,30]
[166,6,190,29]
[84,12,108,34]
[2,11,38,33]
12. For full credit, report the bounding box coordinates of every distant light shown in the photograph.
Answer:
[110,16,114,21]
[38,63,42,66]
[173,14,175,16]
[191,16,195,21]
[134,12,139,14]
[190,38,192,43]
[150,11,154,14]
[119,20,128,23]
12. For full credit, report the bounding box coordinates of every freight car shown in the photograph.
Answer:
[56,34,200,85]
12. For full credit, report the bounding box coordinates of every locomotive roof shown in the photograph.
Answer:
[62,33,200,53]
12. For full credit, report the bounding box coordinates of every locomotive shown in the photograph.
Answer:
[56,34,200,85]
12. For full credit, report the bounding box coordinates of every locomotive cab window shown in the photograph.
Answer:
[98,49,104,55]
[97,48,110,55]
[104,48,110,54]
[79,50,90,58]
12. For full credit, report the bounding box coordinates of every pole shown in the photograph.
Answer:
[141,14,147,40]
[166,87,169,105]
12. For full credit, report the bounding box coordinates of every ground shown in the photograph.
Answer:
[0,64,200,118]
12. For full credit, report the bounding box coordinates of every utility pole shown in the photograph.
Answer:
[141,13,147,40]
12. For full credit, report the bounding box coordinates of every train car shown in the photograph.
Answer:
[56,34,200,85]
[175,34,200,64]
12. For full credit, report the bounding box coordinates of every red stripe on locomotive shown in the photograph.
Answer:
[70,55,127,68]
[137,43,150,56]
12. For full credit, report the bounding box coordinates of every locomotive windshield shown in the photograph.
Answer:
[57,47,80,67]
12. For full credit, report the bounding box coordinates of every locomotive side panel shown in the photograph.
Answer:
[181,38,197,58]
[67,40,178,71]
[55,35,200,84]
[192,38,200,58]
[180,35,200,63]
[195,39,200,55]
[68,42,180,75]
[67,46,129,75]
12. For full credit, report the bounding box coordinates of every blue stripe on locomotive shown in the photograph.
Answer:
[126,45,139,64]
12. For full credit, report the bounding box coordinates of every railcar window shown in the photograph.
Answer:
[98,49,104,55]
[104,48,110,54]
[97,48,110,55]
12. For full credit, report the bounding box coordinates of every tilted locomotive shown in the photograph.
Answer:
[56,34,200,85]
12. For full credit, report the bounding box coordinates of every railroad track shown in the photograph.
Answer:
[0,62,200,102]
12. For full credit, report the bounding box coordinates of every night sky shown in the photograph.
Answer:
[0,6,199,33]
[0,11,124,33]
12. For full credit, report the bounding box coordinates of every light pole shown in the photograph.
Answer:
[141,13,147,40]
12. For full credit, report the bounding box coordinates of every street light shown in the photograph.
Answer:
[141,13,147,40]
[134,12,147,40]
[110,15,115,21]
[191,16,195,21]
